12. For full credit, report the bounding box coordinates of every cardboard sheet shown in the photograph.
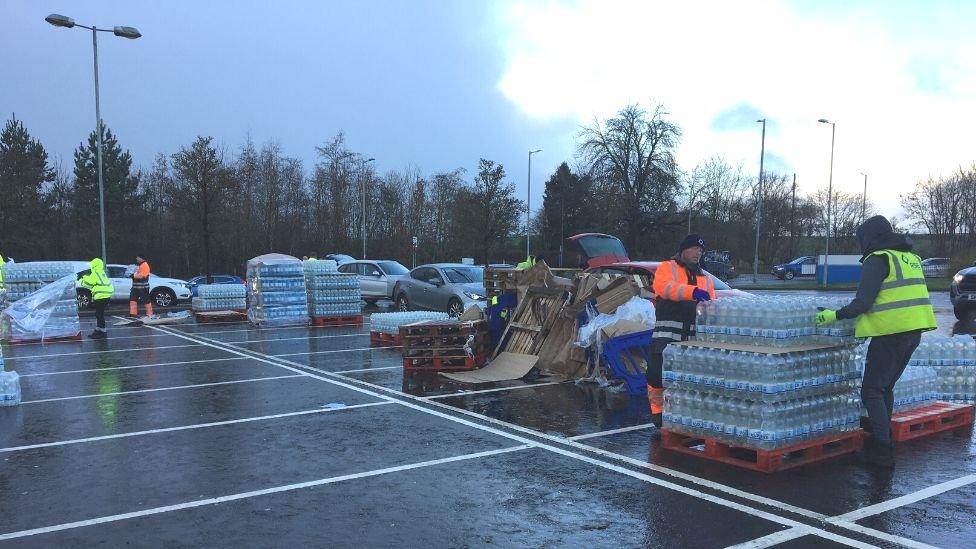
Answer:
[440,352,538,383]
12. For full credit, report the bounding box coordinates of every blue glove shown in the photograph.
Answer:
[692,288,711,302]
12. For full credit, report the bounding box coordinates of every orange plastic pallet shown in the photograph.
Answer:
[661,429,864,473]
[402,352,488,372]
[370,331,402,347]
[865,402,975,443]
[311,315,364,327]
[9,333,82,345]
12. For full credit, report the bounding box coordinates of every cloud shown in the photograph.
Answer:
[491,0,976,217]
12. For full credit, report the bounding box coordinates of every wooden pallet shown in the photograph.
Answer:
[9,332,82,345]
[370,331,402,346]
[403,352,489,372]
[661,429,864,473]
[483,267,522,294]
[862,402,974,443]
[311,315,364,327]
[402,332,490,351]
[193,310,247,323]
[399,320,486,337]
[491,286,566,358]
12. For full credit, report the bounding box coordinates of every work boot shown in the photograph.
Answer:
[857,439,894,469]
[88,331,107,340]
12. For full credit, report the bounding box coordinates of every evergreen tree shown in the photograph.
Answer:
[0,116,54,259]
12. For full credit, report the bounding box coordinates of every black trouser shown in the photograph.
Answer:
[862,330,922,446]
[93,299,108,331]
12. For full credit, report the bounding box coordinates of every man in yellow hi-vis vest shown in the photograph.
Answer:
[816,215,936,468]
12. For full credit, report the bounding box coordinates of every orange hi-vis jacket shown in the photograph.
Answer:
[651,258,716,342]
[132,262,151,290]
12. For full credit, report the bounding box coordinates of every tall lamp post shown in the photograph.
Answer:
[752,118,766,283]
[818,118,836,287]
[859,172,868,222]
[360,157,375,259]
[526,149,541,259]
[45,14,141,263]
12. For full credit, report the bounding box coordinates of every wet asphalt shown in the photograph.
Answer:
[0,299,973,548]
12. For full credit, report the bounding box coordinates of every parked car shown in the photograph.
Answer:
[324,254,355,265]
[70,261,192,309]
[950,262,976,320]
[701,250,737,280]
[393,263,487,317]
[187,274,246,297]
[337,260,409,304]
[771,256,817,280]
[922,257,951,278]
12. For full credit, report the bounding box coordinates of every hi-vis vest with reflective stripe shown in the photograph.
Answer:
[0,254,5,287]
[652,259,716,341]
[81,270,114,301]
[854,250,937,338]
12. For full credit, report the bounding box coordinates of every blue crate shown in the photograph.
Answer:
[600,329,654,395]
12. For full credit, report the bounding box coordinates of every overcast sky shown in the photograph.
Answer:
[4,1,976,219]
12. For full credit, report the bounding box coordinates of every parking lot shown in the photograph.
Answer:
[1,306,974,548]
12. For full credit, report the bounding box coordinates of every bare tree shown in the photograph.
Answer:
[901,176,964,256]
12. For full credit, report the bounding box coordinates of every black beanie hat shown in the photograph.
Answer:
[679,234,706,252]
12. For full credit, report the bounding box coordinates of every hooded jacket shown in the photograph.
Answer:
[836,216,915,320]
[79,258,114,301]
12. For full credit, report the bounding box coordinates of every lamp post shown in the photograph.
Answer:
[752,118,766,283]
[527,149,541,259]
[859,172,868,222]
[360,157,375,259]
[45,14,141,263]
[818,119,836,287]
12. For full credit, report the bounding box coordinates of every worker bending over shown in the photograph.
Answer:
[648,234,715,434]
[816,215,936,468]
[129,254,153,317]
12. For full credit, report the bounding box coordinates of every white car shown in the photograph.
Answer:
[921,257,950,278]
[69,261,192,309]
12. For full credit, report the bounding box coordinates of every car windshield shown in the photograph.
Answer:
[377,261,409,275]
[442,267,483,284]
[577,235,628,259]
[789,257,808,265]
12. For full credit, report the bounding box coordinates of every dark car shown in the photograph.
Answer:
[188,274,246,297]
[701,250,737,280]
[950,262,976,320]
[772,256,817,280]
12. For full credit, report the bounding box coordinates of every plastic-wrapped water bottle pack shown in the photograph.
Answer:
[908,334,976,403]
[1,263,81,341]
[370,311,450,335]
[304,260,362,317]
[0,345,21,406]
[696,295,857,348]
[246,259,308,327]
[192,282,247,312]
[891,366,938,412]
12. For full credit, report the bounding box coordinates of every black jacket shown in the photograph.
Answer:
[837,215,914,320]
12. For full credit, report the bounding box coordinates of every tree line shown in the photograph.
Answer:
[2,104,967,279]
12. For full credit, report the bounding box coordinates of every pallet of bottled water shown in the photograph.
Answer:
[1,262,81,341]
[696,295,857,348]
[662,343,861,450]
[891,367,938,412]
[192,283,247,312]
[0,346,21,406]
[246,259,309,327]
[371,312,450,335]
[304,260,362,318]
[908,334,976,403]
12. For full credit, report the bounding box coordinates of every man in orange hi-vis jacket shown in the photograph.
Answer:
[647,234,715,436]
[129,254,153,317]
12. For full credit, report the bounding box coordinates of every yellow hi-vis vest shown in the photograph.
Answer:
[854,250,937,338]
[0,254,5,288]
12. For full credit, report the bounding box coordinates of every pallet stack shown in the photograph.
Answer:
[401,319,490,371]
[304,260,363,327]
[1,262,81,343]
[192,283,247,323]
[370,311,448,346]
[246,256,309,328]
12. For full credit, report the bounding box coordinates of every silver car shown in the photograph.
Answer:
[337,260,410,304]
[394,263,487,317]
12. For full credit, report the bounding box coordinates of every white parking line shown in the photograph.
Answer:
[568,423,654,441]
[333,365,404,374]
[20,374,305,404]
[19,357,247,378]
[0,446,530,541]
[0,402,392,454]
[420,380,568,399]
[3,344,201,361]
[725,528,812,548]
[834,473,976,522]
[3,330,174,347]
[275,346,400,357]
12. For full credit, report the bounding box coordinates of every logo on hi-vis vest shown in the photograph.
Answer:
[900,254,921,270]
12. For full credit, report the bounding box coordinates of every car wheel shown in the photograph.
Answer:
[397,293,410,312]
[784,271,795,280]
[364,298,378,305]
[76,289,92,310]
[954,305,974,322]
[151,288,176,308]
[447,298,464,318]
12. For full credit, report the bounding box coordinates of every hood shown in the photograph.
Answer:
[457,282,487,297]
[856,215,913,260]
[90,258,105,272]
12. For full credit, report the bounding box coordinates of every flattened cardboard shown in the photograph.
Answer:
[459,305,484,321]
[440,352,538,383]
[676,339,851,354]
[601,319,651,340]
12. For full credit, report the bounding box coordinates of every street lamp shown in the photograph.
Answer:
[752,119,766,283]
[859,172,868,222]
[361,157,375,259]
[45,14,141,263]
[818,118,836,287]
[527,149,541,259]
